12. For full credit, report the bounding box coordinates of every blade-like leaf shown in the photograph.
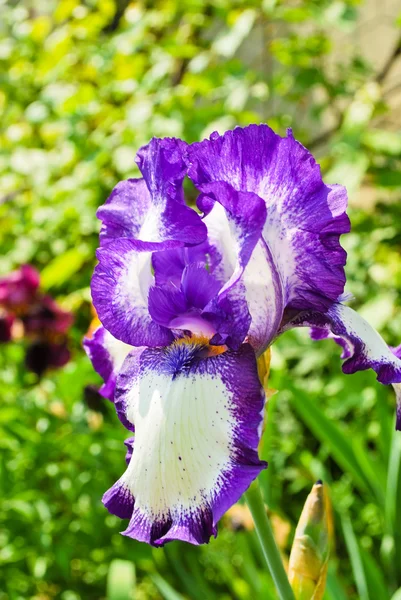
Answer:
[289,384,383,502]
[341,515,369,600]
[151,574,186,600]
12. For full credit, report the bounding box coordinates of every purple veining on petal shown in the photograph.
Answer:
[181,264,221,309]
[83,325,135,401]
[197,202,282,354]
[204,281,251,350]
[97,178,151,246]
[98,137,207,248]
[103,341,266,546]
[148,263,250,346]
[283,302,401,428]
[136,137,187,204]
[134,137,207,245]
[103,481,134,519]
[152,242,210,287]
[124,437,135,465]
[196,182,267,288]
[187,124,349,318]
[91,238,175,347]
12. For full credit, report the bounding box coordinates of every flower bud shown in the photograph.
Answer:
[288,481,330,600]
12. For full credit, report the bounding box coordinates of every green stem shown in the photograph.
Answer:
[245,480,295,600]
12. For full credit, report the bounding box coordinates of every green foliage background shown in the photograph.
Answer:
[1,0,401,598]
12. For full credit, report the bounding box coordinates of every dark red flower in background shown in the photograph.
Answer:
[0,265,73,375]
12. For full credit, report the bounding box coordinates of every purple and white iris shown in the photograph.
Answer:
[84,125,401,547]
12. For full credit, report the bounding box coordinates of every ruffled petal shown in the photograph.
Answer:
[196,181,267,289]
[195,197,283,354]
[136,137,207,245]
[187,125,349,345]
[103,340,266,546]
[91,239,175,347]
[284,303,401,429]
[97,179,151,246]
[98,138,207,248]
[83,325,134,400]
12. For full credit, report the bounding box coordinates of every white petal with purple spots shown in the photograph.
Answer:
[103,341,266,545]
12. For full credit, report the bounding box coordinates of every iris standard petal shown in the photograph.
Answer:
[98,138,207,248]
[103,339,266,546]
[83,325,134,400]
[187,125,349,349]
[197,195,283,354]
[284,303,401,429]
[97,178,151,246]
[135,137,207,245]
[91,239,175,347]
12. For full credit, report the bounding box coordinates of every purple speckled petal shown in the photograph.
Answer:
[134,137,207,245]
[197,200,283,354]
[187,124,349,314]
[97,179,151,246]
[103,340,266,546]
[98,138,207,248]
[284,303,401,430]
[136,137,187,204]
[197,182,267,288]
[124,437,135,465]
[83,325,136,401]
[91,239,175,347]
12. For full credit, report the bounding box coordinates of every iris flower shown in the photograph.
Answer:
[85,125,401,547]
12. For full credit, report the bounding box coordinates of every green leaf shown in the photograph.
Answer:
[360,546,388,600]
[40,247,88,290]
[362,130,401,156]
[151,574,186,600]
[288,384,381,501]
[341,515,369,600]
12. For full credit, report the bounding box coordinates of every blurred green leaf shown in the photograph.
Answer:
[106,559,135,600]
[341,515,369,600]
[40,248,89,290]
[151,574,186,600]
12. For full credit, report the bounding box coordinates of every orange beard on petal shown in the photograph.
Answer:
[171,334,227,357]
